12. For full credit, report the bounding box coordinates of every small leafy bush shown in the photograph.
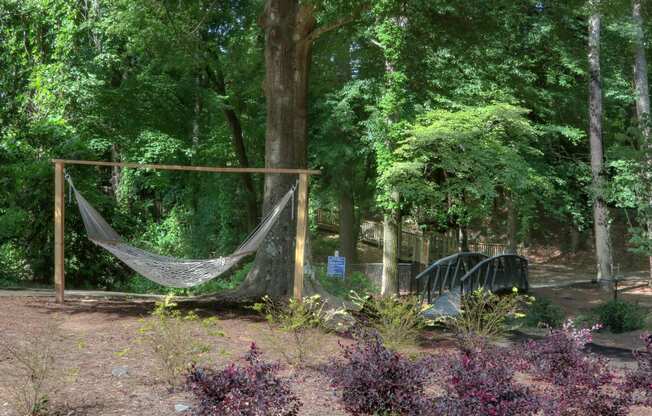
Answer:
[594,299,647,333]
[625,333,652,407]
[448,288,529,342]
[524,296,565,328]
[350,293,425,350]
[252,294,327,366]
[436,340,541,416]
[138,294,223,387]
[187,343,301,416]
[0,321,68,416]
[327,333,434,416]
[522,320,632,415]
[318,271,378,299]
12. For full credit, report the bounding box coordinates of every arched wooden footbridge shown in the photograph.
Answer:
[416,252,529,303]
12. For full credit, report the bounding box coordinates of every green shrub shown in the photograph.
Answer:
[0,320,69,416]
[593,300,647,333]
[318,271,378,299]
[138,295,224,387]
[115,262,251,295]
[448,288,530,342]
[252,295,328,366]
[525,297,565,328]
[351,293,425,351]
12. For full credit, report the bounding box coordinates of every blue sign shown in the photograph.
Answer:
[327,256,346,278]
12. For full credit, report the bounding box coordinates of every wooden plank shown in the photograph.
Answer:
[54,162,65,303]
[293,173,309,300]
[52,159,321,175]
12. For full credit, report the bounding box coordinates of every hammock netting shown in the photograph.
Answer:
[67,175,294,288]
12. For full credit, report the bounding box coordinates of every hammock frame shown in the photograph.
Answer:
[52,159,320,303]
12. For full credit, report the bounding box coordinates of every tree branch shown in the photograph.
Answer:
[305,8,365,43]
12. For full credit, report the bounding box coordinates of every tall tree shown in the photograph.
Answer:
[237,0,360,299]
[632,0,652,282]
[588,0,614,285]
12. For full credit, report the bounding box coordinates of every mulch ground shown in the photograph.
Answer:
[0,296,361,416]
[0,292,650,416]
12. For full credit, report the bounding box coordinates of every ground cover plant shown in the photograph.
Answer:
[436,340,541,416]
[521,320,633,415]
[252,294,328,366]
[326,332,434,416]
[138,294,224,387]
[187,343,301,416]
[626,333,652,407]
[594,300,647,333]
[447,288,530,343]
[350,292,425,351]
[524,296,565,328]
[0,320,70,416]
[318,271,378,300]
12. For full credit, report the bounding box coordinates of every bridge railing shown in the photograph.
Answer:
[459,254,529,294]
[415,252,489,303]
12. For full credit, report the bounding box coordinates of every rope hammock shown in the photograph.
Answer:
[66,174,295,288]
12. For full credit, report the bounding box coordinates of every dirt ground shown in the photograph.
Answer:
[0,296,367,416]
[0,291,651,416]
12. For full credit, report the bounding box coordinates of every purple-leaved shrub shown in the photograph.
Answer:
[626,333,652,407]
[436,340,541,416]
[186,343,301,416]
[522,320,631,416]
[327,332,434,416]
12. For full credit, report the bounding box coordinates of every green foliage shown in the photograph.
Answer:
[525,297,566,328]
[391,103,547,233]
[0,320,69,416]
[448,288,530,342]
[350,292,425,351]
[114,262,252,296]
[317,271,378,300]
[593,300,647,334]
[1,0,650,293]
[138,294,224,387]
[252,295,328,366]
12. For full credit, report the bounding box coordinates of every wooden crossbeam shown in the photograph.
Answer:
[51,159,321,175]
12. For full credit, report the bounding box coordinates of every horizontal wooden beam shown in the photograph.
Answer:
[51,159,321,175]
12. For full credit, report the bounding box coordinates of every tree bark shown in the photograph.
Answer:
[205,67,259,228]
[588,7,614,287]
[339,191,356,264]
[506,194,518,254]
[632,0,652,283]
[221,0,357,301]
[458,226,470,252]
[110,144,121,198]
[238,0,300,299]
[381,190,400,296]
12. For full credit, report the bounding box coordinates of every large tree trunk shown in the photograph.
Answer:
[633,0,652,283]
[237,0,300,299]
[381,190,400,296]
[216,0,356,301]
[588,7,614,287]
[339,191,356,264]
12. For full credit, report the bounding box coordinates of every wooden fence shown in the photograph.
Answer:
[316,209,521,261]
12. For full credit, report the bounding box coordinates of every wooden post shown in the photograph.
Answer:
[293,173,309,300]
[421,235,430,268]
[54,162,65,303]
